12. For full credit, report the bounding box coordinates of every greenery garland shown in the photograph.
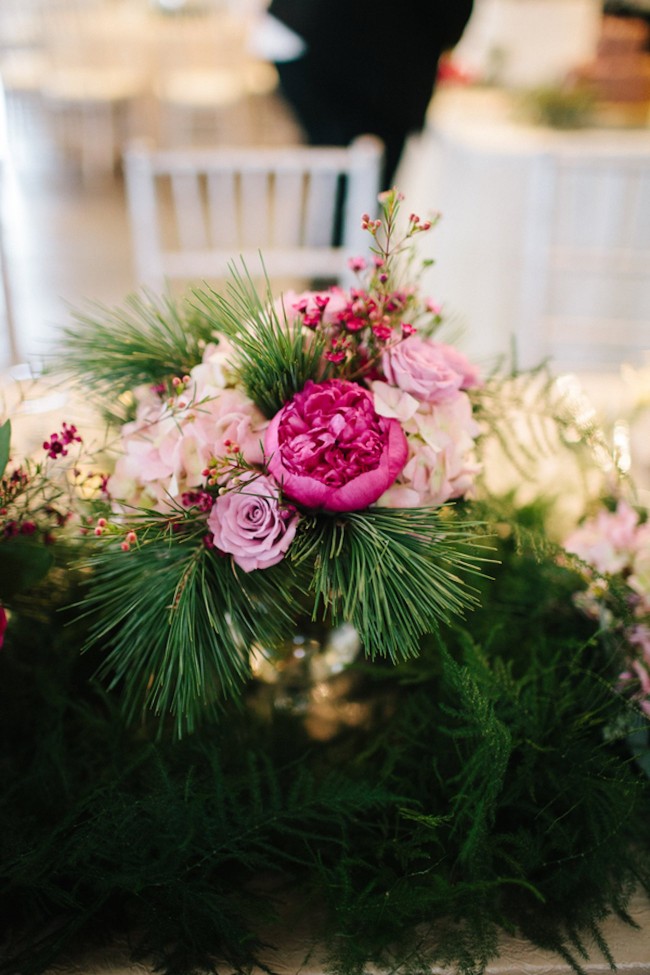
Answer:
[1,514,649,975]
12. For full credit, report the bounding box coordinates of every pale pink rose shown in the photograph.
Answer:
[265,379,407,513]
[432,342,481,389]
[208,473,299,572]
[377,393,480,508]
[382,335,466,403]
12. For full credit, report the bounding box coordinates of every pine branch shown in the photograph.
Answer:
[291,506,492,663]
[193,268,326,417]
[77,534,304,737]
[54,291,215,421]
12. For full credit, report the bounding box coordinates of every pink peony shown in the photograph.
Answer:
[208,473,299,572]
[265,379,408,513]
[382,335,474,403]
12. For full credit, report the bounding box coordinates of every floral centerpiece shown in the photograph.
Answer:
[65,191,491,736]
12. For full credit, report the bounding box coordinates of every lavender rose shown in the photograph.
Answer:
[265,379,408,513]
[383,335,479,403]
[208,473,298,572]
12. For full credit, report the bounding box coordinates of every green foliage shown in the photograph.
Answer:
[0,538,55,598]
[2,522,649,975]
[193,268,326,417]
[473,366,613,489]
[292,506,491,663]
[78,532,305,737]
[56,291,215,422]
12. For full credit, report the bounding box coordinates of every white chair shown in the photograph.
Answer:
[516,145,650,372]
[123,136,384,293]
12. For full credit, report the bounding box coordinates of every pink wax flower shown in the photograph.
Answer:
[207,473,299,572]
[382,335,468,403]
[265,379,408,513]
[277,288,349,327]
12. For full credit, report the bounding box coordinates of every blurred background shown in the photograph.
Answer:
[0,0,648,410]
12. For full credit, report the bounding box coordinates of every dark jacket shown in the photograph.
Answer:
[268,0,474,132]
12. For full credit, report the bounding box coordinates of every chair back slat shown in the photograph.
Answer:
[239,170,271,248]
[516,147,650,371]
[124,136,384,292]
[273,171,306,247]
[171,171,208,250]
[207,170,239,248]
[303,172,339,247]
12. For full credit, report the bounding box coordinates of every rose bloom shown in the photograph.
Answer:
[382,335,479,403]
[189,337,237,390]
[265,379,407,513]
[208,473,299,572]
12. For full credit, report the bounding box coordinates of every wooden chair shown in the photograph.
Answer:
[516,145,650,372]
[122,136,384,293]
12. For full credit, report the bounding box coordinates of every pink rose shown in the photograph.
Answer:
[208,473,298,572]
[265,379,408,513]
[433,342,481,390]
[383,335,477,402]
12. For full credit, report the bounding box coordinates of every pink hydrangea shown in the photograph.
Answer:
[373,386,481,507]
[382,335,478,403]
[265,379,408,513]
[208,473,299,572]
[108,379,267,512]
[564,501,642,576]
[629,524,650,608]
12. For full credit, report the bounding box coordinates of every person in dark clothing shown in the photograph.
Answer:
[266,0,474,188]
